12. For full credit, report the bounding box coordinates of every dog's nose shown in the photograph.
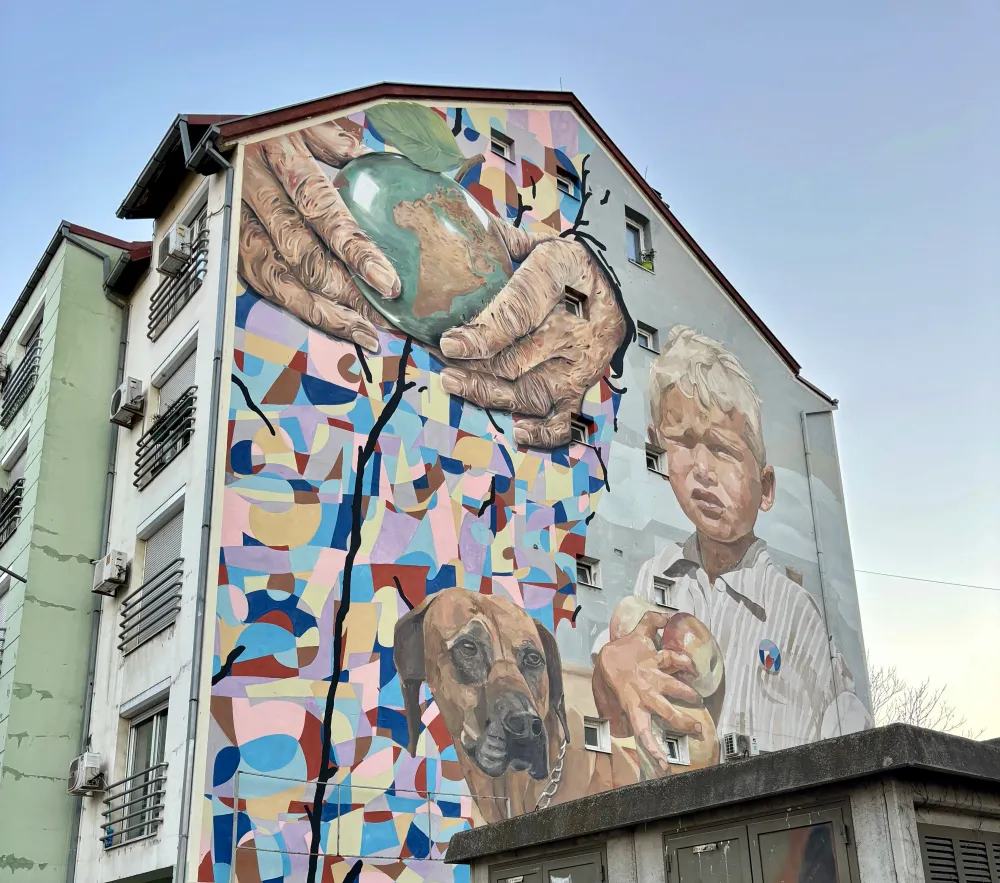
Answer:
[502,710,543,738]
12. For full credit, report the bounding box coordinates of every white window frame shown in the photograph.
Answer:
[151,327,198,419]
[562,288,586,318]
[125,704,168,777]
[625,220,644,263]
[662,733,690,765]
[569,416,590,445]
[556,168,579,198]
[583,716,611,753]
[576,555,600,589]
[636,321,659,351]
[652,576,678,610]
[490,129,514,162]
[645,444,665,475]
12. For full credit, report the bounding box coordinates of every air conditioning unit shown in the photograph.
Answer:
[157,222,192,276]
[93,550,128,596]
[722,732,752,760]
[68,752,105,796]
[110,377,145,427]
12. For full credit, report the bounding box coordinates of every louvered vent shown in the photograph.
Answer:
[925,836,960,883]
[961,841,994,883]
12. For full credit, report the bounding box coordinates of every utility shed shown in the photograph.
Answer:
[446,724,1000,883]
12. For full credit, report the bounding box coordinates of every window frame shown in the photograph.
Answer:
[576,555,600,589]
[918,822,1000,883]
[126,704,169,779]
[652,576,678,610]
[625,208,655,271]
[556,167,580,198]
[645,444,666,475]
[582,716,611,753]
[569,415,591,446]
[562,287,586,318]
[636,321,659,351]
[490,128,515,162]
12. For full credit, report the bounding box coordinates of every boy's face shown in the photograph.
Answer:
[651,387,774,544]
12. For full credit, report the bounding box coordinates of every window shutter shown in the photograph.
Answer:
[8,448,27,484]
[143,510,183,581]
[158,351,196,415]
[921,827,1000,883]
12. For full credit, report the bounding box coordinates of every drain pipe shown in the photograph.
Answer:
[65,287,130,883]
[800,409,844,736]
[174,141,234,883]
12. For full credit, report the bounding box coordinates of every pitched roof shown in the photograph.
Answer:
[118,83,835,403]
[0,223,151,347]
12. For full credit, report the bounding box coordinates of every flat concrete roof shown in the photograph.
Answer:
[446,724,1000,864]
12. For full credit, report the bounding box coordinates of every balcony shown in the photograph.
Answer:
[133,388,196,489]
[100,763,167,848]
[119,557,183,654]
[0,479,24,549]
[1,336,41,427]
[147,230,208,340]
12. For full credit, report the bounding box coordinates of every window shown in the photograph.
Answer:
[569,416,590,445]
[157,350,196,416]
[556,167,579,198]
[652,576,677,610]
[626,209,654,271]
[576,555,599,589]
[918,825,1000,883]
[637,321,659,351]
[646,444,665,474]
[0,577,9,670]
[120,509,184,654]
[135,351,197,489]
[104,707,168,847]
[662,733,689,765]
[1,324,42,427]
[490,129,514,162]
[148,198,209,340]
[562,288,586,318]
[583,717,611,752]
[0,444,27,548]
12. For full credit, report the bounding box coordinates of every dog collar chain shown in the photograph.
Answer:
[533,738,567,811]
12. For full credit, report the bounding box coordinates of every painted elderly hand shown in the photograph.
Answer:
[592,610,706,774]
[439,222,627,448]
[237,122,399,353]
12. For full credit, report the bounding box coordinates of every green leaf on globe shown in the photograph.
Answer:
[365,102,467,173]
[334,153,513,347]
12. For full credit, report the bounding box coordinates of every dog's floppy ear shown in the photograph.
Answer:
[394,595,437,756]
[534,619,570,744]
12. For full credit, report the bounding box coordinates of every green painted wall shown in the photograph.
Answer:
[0,238,125,880]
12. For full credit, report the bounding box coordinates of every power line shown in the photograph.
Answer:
[854,569,999,593]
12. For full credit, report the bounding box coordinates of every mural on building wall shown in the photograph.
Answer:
[201,102,869,883]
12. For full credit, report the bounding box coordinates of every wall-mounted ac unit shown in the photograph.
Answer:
[157,222,192,276]
[68,752,104,796]
[93,551,128,596]
[722,732,751,760]
[110,377,145,427]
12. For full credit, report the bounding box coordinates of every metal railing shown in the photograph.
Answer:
[1,336,41,426]
[119,557,183,654]
[134,388,196,489]
[100,762,167,848]
[0,479,24,549]
[148,230,208,340]
[0,626,6,670]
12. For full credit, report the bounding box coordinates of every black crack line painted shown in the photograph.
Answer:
[561,155,592,238]
[593,443,611,491]
[232,374,276,436]
[600,189,610,205]
[392,576,414,611]
[513,192,532,228]
[477,475,496,516]
[572,605,583,624]
[603,377,626,395]
[305,335,416,883]
[452,108,464,135]
[530,176,537,199]
[585,512,596,525]
[354,343,373,384]
[211,645,246,685]
[485,408,504,435]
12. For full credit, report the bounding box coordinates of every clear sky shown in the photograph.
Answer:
[2,0,997,733]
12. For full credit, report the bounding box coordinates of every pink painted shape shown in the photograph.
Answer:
[352,745,395,778]
[232,698,307,744]
[220,490,252,545]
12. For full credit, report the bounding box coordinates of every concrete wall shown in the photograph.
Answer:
[192,98,872,883]
[0,237,125,880]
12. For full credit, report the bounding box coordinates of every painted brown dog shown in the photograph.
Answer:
[394,588,586,821]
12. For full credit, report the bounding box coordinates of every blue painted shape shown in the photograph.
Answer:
[406,819,431,859]
[235,289,260,329]
[361,820,400,855]
[230,440,254,475]
[300,373,358,406]
[213,746,241,786]
[376,706,409,747]
[240,735,300,772]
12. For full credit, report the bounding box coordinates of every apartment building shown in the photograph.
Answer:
[0,223,149,880]
[68,84,872,883]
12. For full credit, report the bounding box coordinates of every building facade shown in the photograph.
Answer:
[0,224,149,880]
[70,85,871,883]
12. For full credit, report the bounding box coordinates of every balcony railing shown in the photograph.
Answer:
[101,763,167,848]
[148,230,209,340]
[134,388,196,489]
[1,336,41,427]
[0,479,24,549]
[119,557,183,654]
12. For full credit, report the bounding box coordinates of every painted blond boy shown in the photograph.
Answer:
[594,326,869,773]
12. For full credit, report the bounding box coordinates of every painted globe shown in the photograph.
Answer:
[333,152,513,347]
